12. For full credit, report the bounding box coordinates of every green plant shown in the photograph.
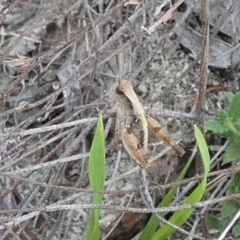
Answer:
[86,115,106,240]
[205,91,240,237]
[205,91,240,163]
[207,172,240,238]
[140,125,210,240]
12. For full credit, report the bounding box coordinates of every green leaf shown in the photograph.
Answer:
[224,119,240,139]
[149,126,210,240]
[223,142,240,163]
[139,154,193,240]
[205,119,226,134]
[235,123,240,132]
[88,114,105,204]
[223,92,234,103]
[233,221,240,237]
[228,173,240,194]
[206,214,222,230]
[194,126,210,173]
[218,109,228,123]
[86,114,105,240]
[229,92,240,122]
[86,211,100,240]
[221,200,239,217]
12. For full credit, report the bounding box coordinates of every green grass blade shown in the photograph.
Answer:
[139,152,193,240]
[86,114,105,240]
[194,125,210,173]
[150,125,210,240]
[89,114,105,204]
[86,211,100,240]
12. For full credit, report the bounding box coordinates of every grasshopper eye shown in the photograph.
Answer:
[115,86,124,95]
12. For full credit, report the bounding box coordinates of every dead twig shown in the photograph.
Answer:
[0,0,23,25]
[195,0,210,174]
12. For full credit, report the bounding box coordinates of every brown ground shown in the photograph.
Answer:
[0,1,239,239]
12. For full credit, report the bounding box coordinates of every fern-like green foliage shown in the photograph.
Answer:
[205,92,240,163]
[207,172,240,238]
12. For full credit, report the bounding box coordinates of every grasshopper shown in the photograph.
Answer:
[108,78,185,179]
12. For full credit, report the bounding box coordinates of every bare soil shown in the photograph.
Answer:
[0,0,239,239]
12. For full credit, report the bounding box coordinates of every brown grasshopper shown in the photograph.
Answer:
[108,78,185,179]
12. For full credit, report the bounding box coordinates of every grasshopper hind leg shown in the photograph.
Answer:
[146,114,185,157]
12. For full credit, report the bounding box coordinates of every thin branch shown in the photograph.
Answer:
[195,0,210,174]
[1,153,89,173]
[142,0,186,34]
[196,0,210,129]
[0,117,98,137]
[1,192,240,218]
